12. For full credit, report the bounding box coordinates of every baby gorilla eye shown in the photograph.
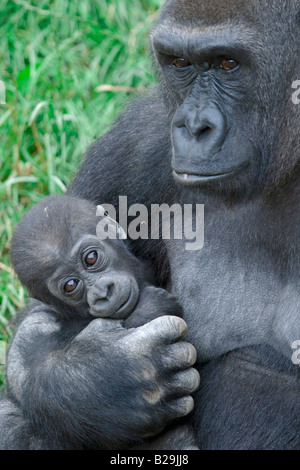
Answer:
[219,58,239,71]
[85,250,98,267]
[172,57,192,68]
[64,279,79,293]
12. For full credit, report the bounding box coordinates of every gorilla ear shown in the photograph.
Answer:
[96,205,127,240]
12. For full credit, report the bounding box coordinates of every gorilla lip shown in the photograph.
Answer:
[173,164,248,185]
[115,283,139,317]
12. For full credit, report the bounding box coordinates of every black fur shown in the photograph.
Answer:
[2,0,300,450]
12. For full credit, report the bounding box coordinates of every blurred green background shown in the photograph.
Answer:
[0,0,163,390]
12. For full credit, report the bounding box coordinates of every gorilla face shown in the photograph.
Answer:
[169,53,254,187]
[46,234,140,319]
[151,0,300,195]
[11,196,141,321]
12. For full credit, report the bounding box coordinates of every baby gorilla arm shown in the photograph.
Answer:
[124,285,184,328]
[6,303,199,449]
[0,397,48,450]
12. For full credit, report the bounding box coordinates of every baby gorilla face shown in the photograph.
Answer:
[87,274,139,318]
[46,234,140,319]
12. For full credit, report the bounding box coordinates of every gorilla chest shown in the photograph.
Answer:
[166,239,281,362]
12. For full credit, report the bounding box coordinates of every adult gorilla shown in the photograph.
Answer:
[2,0,300,450]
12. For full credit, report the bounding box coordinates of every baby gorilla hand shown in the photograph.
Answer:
[71,315,199,447]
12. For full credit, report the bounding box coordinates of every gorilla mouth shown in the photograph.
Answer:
[172,163,248,186]
[115,283,139,317]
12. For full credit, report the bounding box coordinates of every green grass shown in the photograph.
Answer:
[0,0,163,390]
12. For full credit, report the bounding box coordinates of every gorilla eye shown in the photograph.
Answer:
[64,279,79,294]
[85,250,98,267]
[172,57,192,68]
[219,58,239,71]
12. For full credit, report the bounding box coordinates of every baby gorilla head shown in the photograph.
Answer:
[11,196,142,320]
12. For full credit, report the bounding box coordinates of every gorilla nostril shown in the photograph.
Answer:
[185,119,213,139]
[106,283,114,299]
[95,282,114,301]
[199,126,212,137]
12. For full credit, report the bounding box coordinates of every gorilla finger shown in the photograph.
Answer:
[167,368,200,395]
[167,396,195,419]
[161,342,197,370]
[128,315,188,347]
[77,318,124,338]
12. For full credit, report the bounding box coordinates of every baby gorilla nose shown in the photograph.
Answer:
[87,274,139,319]
[93,280,114,301]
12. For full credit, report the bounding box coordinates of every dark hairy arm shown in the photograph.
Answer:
[125,285,183,328]
[6,303,197,449]
[68,90,173,210]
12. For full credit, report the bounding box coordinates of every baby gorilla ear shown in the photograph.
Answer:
[96,205,127,240]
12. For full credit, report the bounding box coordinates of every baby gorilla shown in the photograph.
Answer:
[10,195,199,450]
[11,195,181,327]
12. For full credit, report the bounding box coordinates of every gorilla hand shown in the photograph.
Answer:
[67,315,199,448]
[7,309,199,449]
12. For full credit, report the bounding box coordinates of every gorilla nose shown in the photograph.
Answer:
[185,113,213,139]
[173,102,228,160]
[93,280,114,301]
[87,274,139,319]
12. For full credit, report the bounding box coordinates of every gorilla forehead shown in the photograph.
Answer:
[34,197,99,261]
[161,0,251,24]
[158,0,299,28]
[152,0,300,65]
[11,195,100,282]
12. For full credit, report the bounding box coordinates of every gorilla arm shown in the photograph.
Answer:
[124,286,184,329]
[6,302,198,449]
[0,397,47,450]
[68,91,172,214]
